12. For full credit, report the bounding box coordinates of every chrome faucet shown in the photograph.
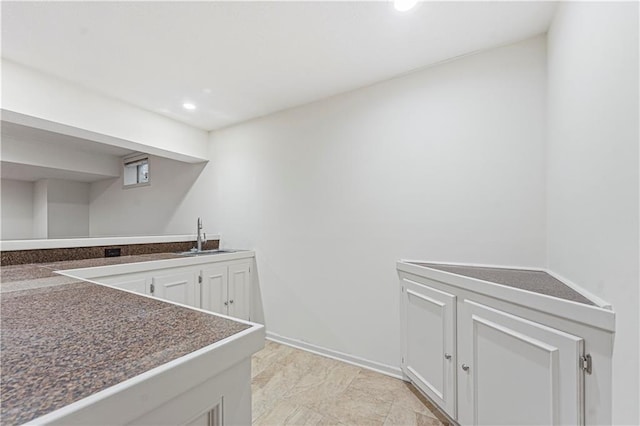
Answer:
[196,217,207,252]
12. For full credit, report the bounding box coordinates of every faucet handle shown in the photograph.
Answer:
[203,232,207,244]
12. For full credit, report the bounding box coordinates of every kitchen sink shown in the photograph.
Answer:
[176,249,236,256]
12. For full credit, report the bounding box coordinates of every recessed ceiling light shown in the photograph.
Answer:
[394,0,418,12]
[183,102,196,110]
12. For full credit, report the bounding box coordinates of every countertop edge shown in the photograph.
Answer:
[56,250,256,279]
[24,323,265,425]
[397,260,615,333]
[1,250,260,425]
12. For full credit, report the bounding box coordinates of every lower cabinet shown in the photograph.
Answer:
[200,264,228,315]
[457,300,584,426]
[93,273,150,295]
[400,278,457,417]
[185,404,221,426]
[400,275,593,425]
[200,261,252,321]
[40,332,263,425]
[91,258,253,321]
[152,268,198,307]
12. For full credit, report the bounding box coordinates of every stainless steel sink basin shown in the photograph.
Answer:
[176,249,236,256]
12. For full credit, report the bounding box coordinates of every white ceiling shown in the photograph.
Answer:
[1,1,557,131]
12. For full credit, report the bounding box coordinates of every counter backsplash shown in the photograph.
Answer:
[0,240,220,266]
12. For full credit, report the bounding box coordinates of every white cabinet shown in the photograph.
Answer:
[51,253,262,426]
[228,262,251,320]
[116,277,148,295]
[200,264,228,315]
[200,261,252,321]
[91,272,150,295]
[398,262,615,426]
[35,322,264,426]
[457,300,584,425]
[400,277,457,417]
[185,404,221,426]
[152,268,198,307]
[88,257,254,321]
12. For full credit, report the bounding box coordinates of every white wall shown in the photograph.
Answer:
[47,179,90,238]
[0,179,34,239]
[209,36,548,369]
[0,154,211,239]
[33,179,48,239]
[89,155,211,237]
[547,2,639,423]
[2,60,209,162]
[2,178,91,239]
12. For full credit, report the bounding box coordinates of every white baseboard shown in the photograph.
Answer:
[266,331,403,380]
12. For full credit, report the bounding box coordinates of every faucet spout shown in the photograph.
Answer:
[196,217,204,252]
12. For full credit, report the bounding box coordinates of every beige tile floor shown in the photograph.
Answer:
[251,341,449,426]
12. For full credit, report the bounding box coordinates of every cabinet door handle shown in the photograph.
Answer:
[224,301,228,306]
[444,353,452,360]
[229,299,234,304]
[461,364,470,372]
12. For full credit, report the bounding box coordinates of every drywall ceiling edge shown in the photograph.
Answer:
[1,109,209,164]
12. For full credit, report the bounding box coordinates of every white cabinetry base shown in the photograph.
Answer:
[27,327,263,425]
[398,261,614,425]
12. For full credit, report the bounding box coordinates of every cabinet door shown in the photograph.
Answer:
[152,270,197,307]
[200,264,229,315]
[458,300,584,426]
[114,277,149,295]
[93,273,150,295]
[228,262,251,321]
[185,404,221,426]
[400,277,457,418]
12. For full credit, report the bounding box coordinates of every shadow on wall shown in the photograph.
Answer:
[251,258,266,325]
[89,155,208,237]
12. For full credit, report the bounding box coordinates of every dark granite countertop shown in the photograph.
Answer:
[0,254,251,425]
[1,240,218,266]
[409,262,594,306]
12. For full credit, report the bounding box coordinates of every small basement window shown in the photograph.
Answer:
[123,154,150,188]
